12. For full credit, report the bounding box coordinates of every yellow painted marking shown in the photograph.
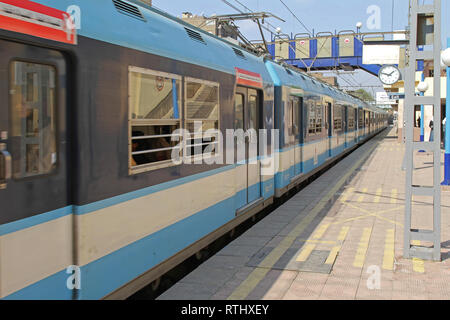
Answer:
[411,240,425,273]
[353,228,372,268]
[382,229,395,270]
[313,224,330,239]
[391,189,398,204]
[299,239,337,245]
[413,258,425,273]
[338,226,350,241]
[374,188,382,203]
[357,188,368,203]
[325,246,341,265]
[296,244,316,262]
[227,142,379,300]
[341,187,355,203]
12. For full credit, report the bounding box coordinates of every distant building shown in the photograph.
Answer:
[138,0,152,5]
[181,12,217,35]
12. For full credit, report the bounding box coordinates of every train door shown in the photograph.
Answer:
[326,102,332,158]
[290,96,303,177]
[0,40,70,226]
[235,87,261,207]
[344,106,348,148]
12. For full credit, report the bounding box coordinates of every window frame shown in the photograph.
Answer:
[128,66,183,175]
[184,77,221,163]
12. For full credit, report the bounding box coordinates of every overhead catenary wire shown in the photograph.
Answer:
[278,0,312,35]
[220,0,244,14]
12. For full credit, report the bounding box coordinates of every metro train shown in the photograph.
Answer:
[0,0,388,299]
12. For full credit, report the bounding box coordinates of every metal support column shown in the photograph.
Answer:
[404,0,442,261]
[442,38,450,185]
[420,72,425,142]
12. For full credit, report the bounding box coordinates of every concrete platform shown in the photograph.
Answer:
[157,127,450,300]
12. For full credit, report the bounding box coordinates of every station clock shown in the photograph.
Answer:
[378,65,401,86]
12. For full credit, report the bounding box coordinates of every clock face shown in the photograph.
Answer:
[379,65,401,85]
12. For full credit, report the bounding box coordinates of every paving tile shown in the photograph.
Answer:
[157,282,218,300]
[247,270,297,300]
[217,244,264,258]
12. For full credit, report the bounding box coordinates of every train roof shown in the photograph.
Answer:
[37,0,273,83]
[264,60,376,108]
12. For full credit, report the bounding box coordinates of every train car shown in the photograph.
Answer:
[264,61,385,198]
[0,0,387,300]
[0,0,279,300]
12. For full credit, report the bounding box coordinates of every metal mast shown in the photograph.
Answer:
[404,0,442,261]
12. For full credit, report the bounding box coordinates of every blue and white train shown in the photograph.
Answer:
[0,0,387,299]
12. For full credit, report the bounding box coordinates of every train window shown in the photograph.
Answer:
[358,110,364,128]
[315,105,322,133]
[128,67,182,173]
[185,78,220,160]
[249,95,259,131]
[10,61,57,179]
[292,97,301,136]
[348,108,355,130]
[333,105,343,131]
[308,104,316,134]
[234,94,244,130]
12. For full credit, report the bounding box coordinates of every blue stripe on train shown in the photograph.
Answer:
[4,195,235,299]
[2,178,274,300]
[274,137,363,191]
[0,206,73,237]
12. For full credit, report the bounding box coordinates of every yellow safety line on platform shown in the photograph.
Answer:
[413,258,425,273]
[411,240,425,273]
[353,228,372,268]
[313,224,330,239]
[338,226,350,241]
[382,229,395,270]
[298,239,337,245]
[331,203,403,227]
[227,141,379,300]
[325,246,341,265]
[374,188,382,203]
[296,244,316,262]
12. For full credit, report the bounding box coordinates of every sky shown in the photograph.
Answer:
[152,0,450,97]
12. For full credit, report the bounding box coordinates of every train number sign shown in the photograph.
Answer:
[0,0,77,45]
[235,68,263,88]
